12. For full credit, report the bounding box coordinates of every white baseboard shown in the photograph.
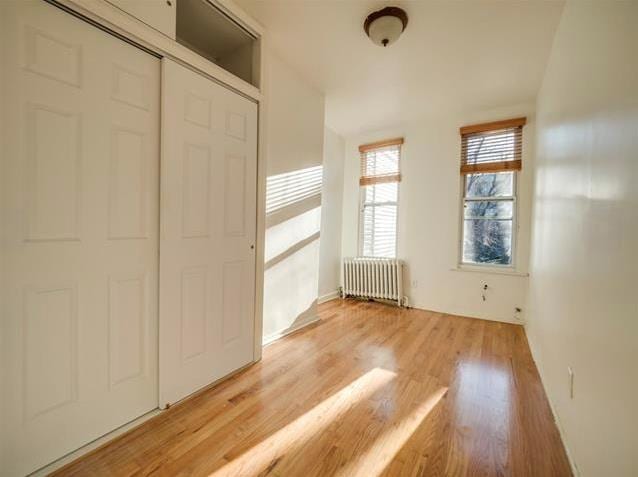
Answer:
[408,302,524,325]
[263,315,320,346]
[524,324,580,477]
[317,290,340,304]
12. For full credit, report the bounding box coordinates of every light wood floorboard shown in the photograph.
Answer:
[52,299,572,476]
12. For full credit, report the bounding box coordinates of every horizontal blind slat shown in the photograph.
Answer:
[359,137,404,153]
[360,173,401,186]
[459,119,524,175]
[459,117,526,135]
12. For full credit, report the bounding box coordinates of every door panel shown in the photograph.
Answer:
[160,59,257,406]
[0,2,160,475]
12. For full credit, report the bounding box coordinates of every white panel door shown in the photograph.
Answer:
[160,59,257,406]
[0,2,160,475]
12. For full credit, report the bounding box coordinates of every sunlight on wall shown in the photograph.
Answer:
[263,236,320,340]
[541,120,626,202]
[209,368,396,476]
[265,206,321,263]
[265,164,323,215]
[263,166,324,341]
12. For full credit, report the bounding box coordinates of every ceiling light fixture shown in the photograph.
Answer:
[363,6,408,48]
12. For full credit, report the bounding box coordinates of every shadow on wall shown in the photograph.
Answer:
[263,165,323,343]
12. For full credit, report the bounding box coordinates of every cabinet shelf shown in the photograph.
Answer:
[177,0,259,87]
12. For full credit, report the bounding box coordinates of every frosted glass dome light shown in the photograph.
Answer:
[364,6,408,48]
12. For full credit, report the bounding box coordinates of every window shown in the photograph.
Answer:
[358,138,403,258]
[459,118,526,266]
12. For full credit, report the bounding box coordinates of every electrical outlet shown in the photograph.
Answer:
[567,367,574,399]
[513,307,523,321]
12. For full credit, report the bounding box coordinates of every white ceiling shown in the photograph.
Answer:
[235,0,565,137]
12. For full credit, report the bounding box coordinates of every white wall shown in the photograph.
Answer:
[526,2,638,476]
[262,52,325,343]
[318,127,345,301]
[341,104,535,322]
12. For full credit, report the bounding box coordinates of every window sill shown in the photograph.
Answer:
[450,266,529,277]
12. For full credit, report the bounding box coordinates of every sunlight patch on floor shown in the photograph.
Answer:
[336,385,448,477]
[209,367,396,476]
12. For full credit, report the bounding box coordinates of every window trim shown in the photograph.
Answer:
[458,171,518,270]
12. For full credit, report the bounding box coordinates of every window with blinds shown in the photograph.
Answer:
[460,117,526,174]
[358,138,403,258]
[459,118,526,266]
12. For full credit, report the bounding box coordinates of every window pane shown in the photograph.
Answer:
[465,172,513,197]
[362,204,397,258]
[464,200,513,219]
[463,219,512,265]
[364,182,398,203]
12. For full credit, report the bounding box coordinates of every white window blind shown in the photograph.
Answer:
[460,117,526,174]
[359,138,402,258]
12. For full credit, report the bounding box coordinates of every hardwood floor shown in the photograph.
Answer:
[53,300,572,476]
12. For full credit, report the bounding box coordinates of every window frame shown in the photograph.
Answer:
[356,139,402,259]
[358,181,400,258]
[458,171,518,269]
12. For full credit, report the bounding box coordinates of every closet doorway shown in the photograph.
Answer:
[0,2,258,475]
[159,59,258,407]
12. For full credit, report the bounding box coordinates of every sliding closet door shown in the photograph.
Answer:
[0,2,160,475]
[160,59,257,406]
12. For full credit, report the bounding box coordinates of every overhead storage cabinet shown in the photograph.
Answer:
[177,0,259,87]
[108,0,177,39]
